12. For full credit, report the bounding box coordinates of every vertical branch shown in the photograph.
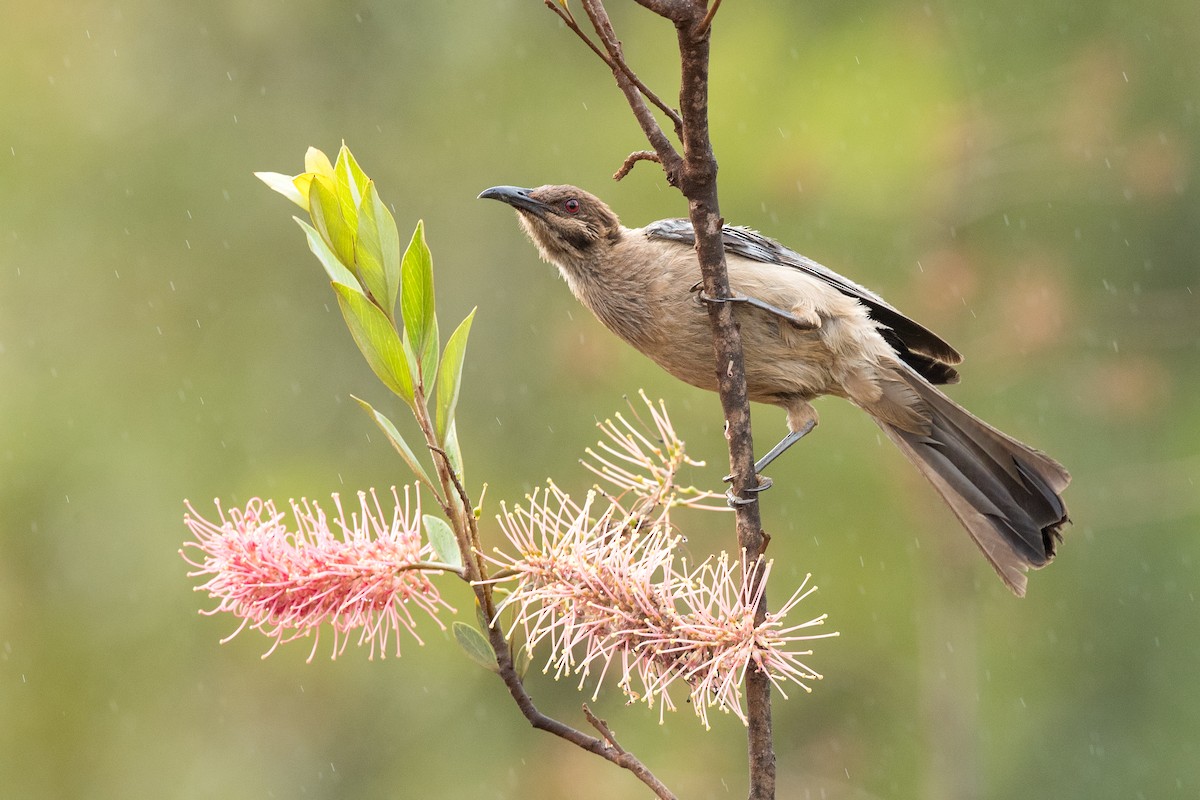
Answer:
[560,2,776,797]
[670,14,776,800]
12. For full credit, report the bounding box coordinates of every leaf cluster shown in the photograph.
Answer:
[256,146,476,497]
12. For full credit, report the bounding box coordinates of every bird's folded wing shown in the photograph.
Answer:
[643,219,963,377]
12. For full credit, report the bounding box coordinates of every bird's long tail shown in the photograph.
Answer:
[875,368,1071,596]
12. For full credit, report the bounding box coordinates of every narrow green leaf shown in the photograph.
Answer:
[422,515,462,570]
[296,218,357,288]
[439,419,460,489]
[333,282,414,403]
[435,308,476,443]
[452,622,498,673]
[333,145,367,233]
[309,175,356,268]
[375,190,402,319]
[515,643,534,679]
[354,182,393,320]
[255,171,307,209]
[475,600,492,634]
[400,221,437,384]
[351,395,433,487]
[421,315,440,393]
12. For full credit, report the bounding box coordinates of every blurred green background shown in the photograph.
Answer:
[2,1,1197,798]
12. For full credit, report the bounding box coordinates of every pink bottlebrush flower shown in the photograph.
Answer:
[181,487,453,662]
[487,485,837,728]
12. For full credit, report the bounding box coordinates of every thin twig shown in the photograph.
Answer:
[548,1,684,133]
[545,3,620,73]
[475,583,679,799]
[582,704,625,752]
[415,381,677,797]
[578,0,683,182]
[614,150,662,180]
[696,0,723,37]
[394,561,467,578]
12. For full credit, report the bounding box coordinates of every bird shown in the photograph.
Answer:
[479,183,1070,596]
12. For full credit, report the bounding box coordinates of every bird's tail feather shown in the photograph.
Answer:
[875,369,1071,596]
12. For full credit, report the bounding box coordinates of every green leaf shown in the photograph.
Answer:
[400,221,438,386]
[443,417,464,488]
[354,182,394,321]
[475,600,492,633]
[435,308,476,443]
[334,144,369,220]
[304,146,335,179]
[375,191,402,318]
[255,171,307,209]
[309,175,356,268]
[422,514,462,570]
[452,622,498,673]
[351,395,433,487]
[515,643,534,679]
[295,218,357,288]
[292,173,316,209]
[333,282,415,403]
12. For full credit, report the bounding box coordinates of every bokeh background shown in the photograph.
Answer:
[3,1,1197,798]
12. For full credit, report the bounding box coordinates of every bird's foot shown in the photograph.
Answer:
[695,290,817,330]
[724,475,773,507]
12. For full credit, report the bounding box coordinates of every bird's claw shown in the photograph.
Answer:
[724,476,773,507]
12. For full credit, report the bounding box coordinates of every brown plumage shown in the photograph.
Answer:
[480,184,1071,596]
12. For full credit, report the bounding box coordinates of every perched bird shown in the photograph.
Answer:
[480,184,1070,596]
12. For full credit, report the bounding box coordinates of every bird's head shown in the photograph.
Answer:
[479,184,621,270]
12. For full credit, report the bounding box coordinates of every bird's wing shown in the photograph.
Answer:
[644,218,963,382]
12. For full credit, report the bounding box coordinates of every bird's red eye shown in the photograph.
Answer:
[564,198,580,214]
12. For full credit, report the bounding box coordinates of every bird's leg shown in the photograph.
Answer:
[723,417,817,483]
[753,417,817,472]
[694,287,819,330]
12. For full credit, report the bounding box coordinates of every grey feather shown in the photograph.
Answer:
[644,218,963,383]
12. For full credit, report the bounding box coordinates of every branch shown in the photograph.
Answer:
[476,584,679,800]
[553,2,778,797]
[578,0,684,182]
[416,387,678,797]
[613,150,661,180]
[547,1,683,133]
[696,0,723,37]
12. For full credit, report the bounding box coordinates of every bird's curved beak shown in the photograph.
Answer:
[478,185,550,217]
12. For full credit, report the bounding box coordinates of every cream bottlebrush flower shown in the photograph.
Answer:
[583,390,727,517]
[488,394,836,728]
[490,486,835,728]
[182,487,453,662]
